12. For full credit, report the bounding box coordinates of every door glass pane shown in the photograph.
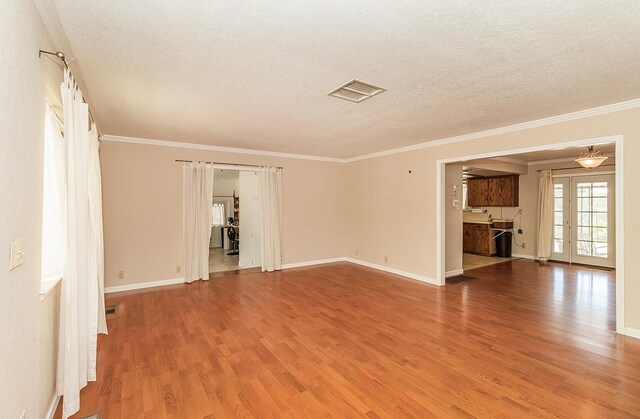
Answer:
[578,198,591,211]
[574,181,608,259]
[577,226,591,241]
[578,212,591,226]
[553,183,564,254]
[577,240,592,256]
[554,211,563,227]
[592,227,607,242]
[593,197,607,211]
[593,242,608,257]
[594,212,607,227]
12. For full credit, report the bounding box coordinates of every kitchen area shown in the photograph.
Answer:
[462,172,522,270]
[444,158,531,277]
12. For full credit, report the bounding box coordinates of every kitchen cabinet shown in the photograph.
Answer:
[467,178,489,207]
[467,175,519,207]
[463,223,496,256]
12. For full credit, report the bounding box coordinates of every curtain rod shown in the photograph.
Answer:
[175,159,283,169]
[39,49,101,137]
[537,163,615,172]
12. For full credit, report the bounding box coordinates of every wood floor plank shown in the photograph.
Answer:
[55,260,640,418]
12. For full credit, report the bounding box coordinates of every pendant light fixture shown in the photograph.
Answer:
[575,145,608,169]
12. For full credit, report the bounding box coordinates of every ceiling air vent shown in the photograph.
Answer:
[328,79,386,103]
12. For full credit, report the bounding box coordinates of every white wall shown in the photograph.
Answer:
[0,1,62,417]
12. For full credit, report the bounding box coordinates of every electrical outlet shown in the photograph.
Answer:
[176,265,182,273]
[384,256,388,263]
[117,271,125,279]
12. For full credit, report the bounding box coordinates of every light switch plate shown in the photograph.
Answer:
[9,239,24,270]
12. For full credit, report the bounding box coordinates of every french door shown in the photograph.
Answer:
[551,174,615,268]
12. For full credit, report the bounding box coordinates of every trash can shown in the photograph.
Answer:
[495,231,513,258]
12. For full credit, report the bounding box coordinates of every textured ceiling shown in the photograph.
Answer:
[52,1,640,158]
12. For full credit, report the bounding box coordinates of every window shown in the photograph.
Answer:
[212,203,225,226]
[41,106,65,292]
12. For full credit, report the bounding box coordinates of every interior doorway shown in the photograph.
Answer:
[209,168,262,273]
[437,135,624,334]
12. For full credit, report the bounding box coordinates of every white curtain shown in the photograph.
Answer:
[536,169,554,260]
[41,106,66,282]
[88,124,107,335]
[183,162,214,282]
[258,167,283,272]
[57,69,107,419]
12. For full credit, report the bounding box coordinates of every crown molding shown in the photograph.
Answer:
[344,98,640,162]
[102,98,639,164]
[100,135,346,163]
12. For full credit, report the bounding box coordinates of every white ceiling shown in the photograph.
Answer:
[52,1,640,158]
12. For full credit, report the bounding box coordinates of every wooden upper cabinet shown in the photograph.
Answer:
[467,175,519,207]
[488,175,519,207]
[467,178,489,207]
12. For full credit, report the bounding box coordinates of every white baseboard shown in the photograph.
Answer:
[44,395,60,419]
[624,327,640,339]
[445,269,464,278]
[344,257,438,285]
[105,277,185,294]
[104,258,438,293]
[282,257,346,269]
[512,253,534,260]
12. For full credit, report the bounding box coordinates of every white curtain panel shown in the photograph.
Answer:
[88,124,107,338]
[536,169,554,260]
[41,106,66,282]
[183,162,214,282]
[258,167,283,272]
[57,69,106,419]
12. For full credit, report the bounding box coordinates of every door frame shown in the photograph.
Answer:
[565,174,616,267]
[436,135,625,335]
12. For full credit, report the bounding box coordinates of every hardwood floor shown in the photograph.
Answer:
[57,260,640,418]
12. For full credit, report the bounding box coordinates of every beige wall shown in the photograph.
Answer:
[346,107,640,330]
[101,141,347,288]
[0,0,62,417]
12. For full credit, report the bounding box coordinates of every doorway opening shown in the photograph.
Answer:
[209,168,262,273]
[437,136,624,334]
